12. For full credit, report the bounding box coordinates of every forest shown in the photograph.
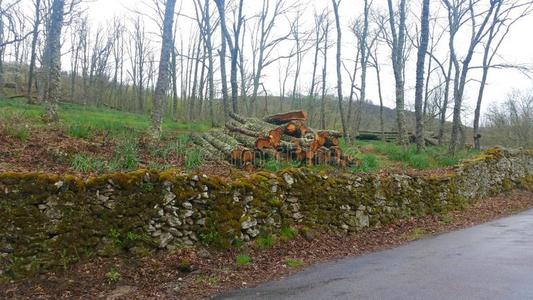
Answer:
[2,0,533,298]
[0,0,532,171]
[0,0,532,164]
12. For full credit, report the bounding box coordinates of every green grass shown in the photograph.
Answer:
[342,140,479,172]
[71,154,107,173]
[403,228,428,241]
[353,153,380,173]
[184,148,205,171]
[286,258,304,268]
[262,159,300,172]
[3,123,30,141]
[67,123,93,139]
[1,98,481,174]
[0,98,210,138]
[279,226,297,241]
[109,139,139,171]
[236,254,252,266]
[255,235,275,249]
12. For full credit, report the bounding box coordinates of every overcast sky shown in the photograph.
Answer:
[83,0,533,124]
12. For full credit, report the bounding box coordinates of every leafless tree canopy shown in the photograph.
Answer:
[0,0,531,148]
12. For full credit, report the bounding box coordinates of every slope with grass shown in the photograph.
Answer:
[0,97,480,177]
[0,98,210,174]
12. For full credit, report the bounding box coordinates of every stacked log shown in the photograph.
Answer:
[191,110,357,168]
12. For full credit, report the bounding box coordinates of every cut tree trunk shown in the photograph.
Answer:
[263,110,308,125]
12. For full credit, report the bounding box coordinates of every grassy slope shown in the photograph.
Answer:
[0,98,210,173]
[0,97,479,175]
[0,98,210,138]
[342,140,480,173]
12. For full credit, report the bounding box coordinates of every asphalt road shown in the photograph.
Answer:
[219,209,533,300]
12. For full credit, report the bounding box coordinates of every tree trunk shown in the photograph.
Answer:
[331,0,348,141]
[438,58,453,145]
[150,0,177,138]
[204,0,215,125]
[43,0,65,122]
[214,0,230,118]
[386,0,408,145]
[27,0,41,104]
[320,21,329,130]
[414,0,430,152]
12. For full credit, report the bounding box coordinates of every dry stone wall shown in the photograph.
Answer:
[1,148,532,280]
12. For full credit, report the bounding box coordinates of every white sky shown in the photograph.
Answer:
[83,0,533,124]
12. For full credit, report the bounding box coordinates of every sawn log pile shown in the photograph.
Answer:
[191,110,358,168]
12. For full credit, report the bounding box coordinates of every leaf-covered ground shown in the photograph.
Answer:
[2,190,532,299]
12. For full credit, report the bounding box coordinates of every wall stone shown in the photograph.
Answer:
[1,148,532,280]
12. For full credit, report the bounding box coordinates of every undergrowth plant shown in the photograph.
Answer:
[286,258,304,268]
[236,254,252,266]
[3,122,30,141]
[255,235,275,249]
[185,148,204,170]
[71,154,107,173]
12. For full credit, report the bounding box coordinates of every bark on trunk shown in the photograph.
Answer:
[43,0,65,122]
[150,0,177,138]
[414,0,430,152]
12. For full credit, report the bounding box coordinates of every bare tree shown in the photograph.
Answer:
[215,0,244,114]
[289,10,311,109]
[485,89,533,148]
[319,13,331,130]
[386,0,408,144]
[443,0,500,154]
[27,0,42,103]
[472,0,533,150]
[150,0,177,138]
[197,0,215,124]
[414,0,430,152]
[331,0,348,141]
[42,0,65,122]
[130,17,149,113]
[308,10,326,100]
[214,0,230,118]
[368,30,385,140]
[249,0,296,114]
[349,0,373,137]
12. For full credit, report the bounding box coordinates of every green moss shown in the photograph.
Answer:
[1,148,531,281]
[520,175,533,191]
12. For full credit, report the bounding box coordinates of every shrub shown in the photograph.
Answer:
[105,267,121,283]
[199,231,220,246]
[236,254,252,266]
[178,259,192,273]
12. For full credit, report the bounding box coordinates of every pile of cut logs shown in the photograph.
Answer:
[191,111,358,168]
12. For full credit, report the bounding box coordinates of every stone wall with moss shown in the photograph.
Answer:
[1,148,532,280]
